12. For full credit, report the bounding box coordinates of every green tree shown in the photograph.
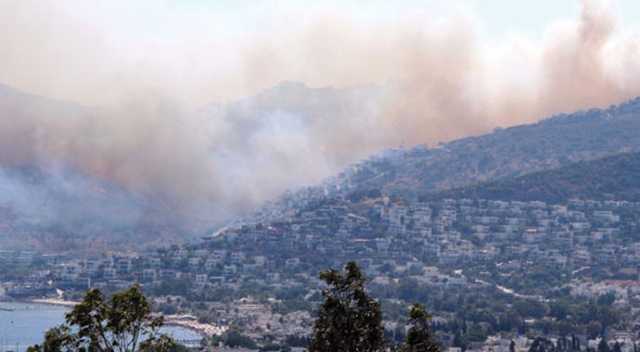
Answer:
[528,337,554,352]
[598,339,611,352]
[613,342,623,352]
[513,299,547,319]
[397,303,439,352]
[309,261,385,352]
[28,285,178,352]
[221,327,258,349]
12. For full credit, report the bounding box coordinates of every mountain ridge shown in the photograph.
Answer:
[2,81,640,251]
[334,96,640,199]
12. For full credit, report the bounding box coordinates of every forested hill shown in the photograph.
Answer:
[419,151,640,203]
[341,97,640,198]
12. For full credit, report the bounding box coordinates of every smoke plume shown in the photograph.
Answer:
[0,0,640,228]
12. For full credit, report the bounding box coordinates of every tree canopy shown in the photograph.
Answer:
[309,261,385,352]
[28,285,178,352]
[398,303,440,352]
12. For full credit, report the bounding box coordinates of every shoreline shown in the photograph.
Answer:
[162,315,227,337]
[0,297,77,310]
[2,298,226,338]
[30,297,80,307]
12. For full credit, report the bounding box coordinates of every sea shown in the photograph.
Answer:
[0,301,202,351]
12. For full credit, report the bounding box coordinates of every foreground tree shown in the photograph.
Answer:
[28,285,178,352]
[397,303,439,352]
[309,261,385,352]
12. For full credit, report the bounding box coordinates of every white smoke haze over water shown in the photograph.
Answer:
[0,0,640,223]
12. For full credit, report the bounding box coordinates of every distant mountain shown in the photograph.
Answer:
[4,79,640,251]
[0,83,86,113]
[419,151,640,203]
[0,81,396,251]
[0,81,395,251]
[338,97,640,198]
[0,85,212,251]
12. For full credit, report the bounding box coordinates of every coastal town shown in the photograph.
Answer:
[3,188,640,351]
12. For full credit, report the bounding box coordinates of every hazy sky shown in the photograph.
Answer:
[2,0,640,106]
[2,0,640,219]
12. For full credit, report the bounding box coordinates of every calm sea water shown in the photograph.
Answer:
[0,302,202,351]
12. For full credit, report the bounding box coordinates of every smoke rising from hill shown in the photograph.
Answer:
[0,0,640,223]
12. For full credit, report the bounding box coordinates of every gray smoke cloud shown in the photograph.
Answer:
[0,0,639,228]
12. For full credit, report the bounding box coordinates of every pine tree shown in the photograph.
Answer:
[397,303,439,352]
[309,261,385,352]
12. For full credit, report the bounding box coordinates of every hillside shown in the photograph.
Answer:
[419,151,640,203]
[337,97,640,198]
[0,86,213,250]
[0,165,206,252]
[4,80,640,251]
[0,82,393,250]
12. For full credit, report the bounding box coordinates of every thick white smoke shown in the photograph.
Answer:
[0,0,639,227]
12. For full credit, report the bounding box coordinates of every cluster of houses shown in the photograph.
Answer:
[236,195,640,274]
[4,194,640,346]
[5,196,640,298]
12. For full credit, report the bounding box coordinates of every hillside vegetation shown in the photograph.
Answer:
[343,97,640,197]
[420,151,640,203]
